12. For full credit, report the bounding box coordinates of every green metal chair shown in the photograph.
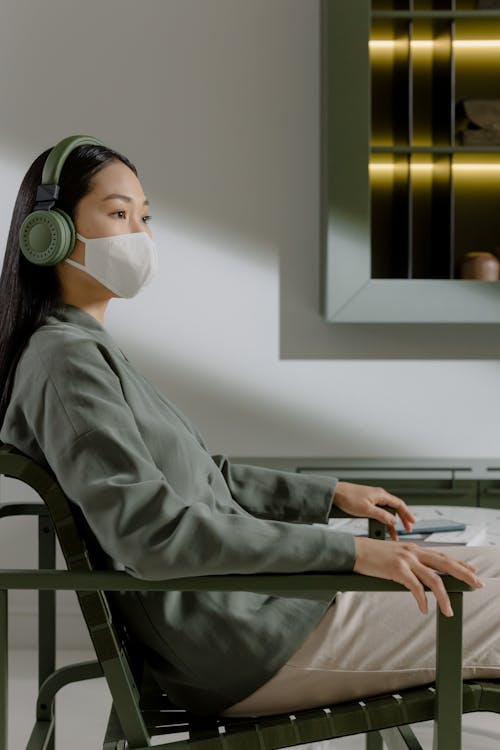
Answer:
[0,442,498,750]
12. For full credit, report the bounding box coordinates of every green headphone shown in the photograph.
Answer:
[19,134,104,266]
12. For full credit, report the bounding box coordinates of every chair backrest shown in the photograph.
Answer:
[0,442,153,745]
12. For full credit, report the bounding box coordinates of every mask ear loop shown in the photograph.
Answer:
[65,258,86,270]
[65,232,87,269]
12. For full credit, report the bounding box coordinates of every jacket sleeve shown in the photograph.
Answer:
[28,337,356,581]
[210,454,336,525]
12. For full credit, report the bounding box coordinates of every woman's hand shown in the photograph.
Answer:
[333,481,416,541]
[354,536,485,616]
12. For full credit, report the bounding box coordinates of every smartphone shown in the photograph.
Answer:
[397,519,465,535]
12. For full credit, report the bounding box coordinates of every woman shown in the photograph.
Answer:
[0,135,495,719]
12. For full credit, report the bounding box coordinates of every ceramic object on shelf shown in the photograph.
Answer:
[460,252,500,281]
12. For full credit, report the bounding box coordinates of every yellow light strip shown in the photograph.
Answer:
[411,40,435,49]
[370,39,500,49]
[370,40,408,49]
[453,163,500,171]
[455,40,500,48]
[370,162,500,172]
[369,163,434,173]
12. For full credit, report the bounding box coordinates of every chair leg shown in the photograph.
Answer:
[366,730,384,749]
[380,726,423,750]
[38,514,56,750]
[25,720,55,750]
[434,593,463,750]
[0,590,7,750]
[102,704,127,750]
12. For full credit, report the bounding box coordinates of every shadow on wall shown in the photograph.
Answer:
[119,338,419,458]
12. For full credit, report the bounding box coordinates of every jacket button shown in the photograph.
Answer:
[207,472,214,485]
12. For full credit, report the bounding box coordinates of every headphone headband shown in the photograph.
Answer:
[41,134,103,185]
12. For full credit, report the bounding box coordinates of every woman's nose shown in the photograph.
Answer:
[132,226,153,240]
[130,216,147,233]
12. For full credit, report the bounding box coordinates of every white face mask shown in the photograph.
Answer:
[65,231,158,298]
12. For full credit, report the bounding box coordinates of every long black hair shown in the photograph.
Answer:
[0,141,138,427]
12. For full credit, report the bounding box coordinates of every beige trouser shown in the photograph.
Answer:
[222,546,500,717]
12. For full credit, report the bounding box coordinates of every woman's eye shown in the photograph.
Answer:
[112,211,152,224]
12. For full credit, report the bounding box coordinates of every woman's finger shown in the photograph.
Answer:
[400,555,453,617]
[397,566,429,614]
[413,562,453,617]
[370,505,398,529]
[417,550,484,589]
[433,554,478,575]
[461,561,478,573]
[388,524,399,542]
[375,491,416,529]
[397,511,415,532]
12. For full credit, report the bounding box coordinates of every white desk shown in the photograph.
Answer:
[328,505,500,547]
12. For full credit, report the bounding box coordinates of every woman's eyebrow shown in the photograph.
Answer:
[101,193,149,206]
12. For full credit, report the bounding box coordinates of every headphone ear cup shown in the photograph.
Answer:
[19,208,76,266]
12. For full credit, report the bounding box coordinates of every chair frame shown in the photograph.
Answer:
[0,442,496,750]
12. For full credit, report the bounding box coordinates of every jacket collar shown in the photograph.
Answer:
[46,304,130,362]
[49,304,106,333]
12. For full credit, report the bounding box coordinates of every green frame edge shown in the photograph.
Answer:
[320,0,500,324]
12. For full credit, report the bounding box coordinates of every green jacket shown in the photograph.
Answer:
[0,304,356,716]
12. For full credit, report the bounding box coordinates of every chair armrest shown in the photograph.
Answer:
[0,569,473,595]
[0,502,49,519]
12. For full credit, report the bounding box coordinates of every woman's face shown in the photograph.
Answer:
[73,160,153,246]
[57,160,153,303]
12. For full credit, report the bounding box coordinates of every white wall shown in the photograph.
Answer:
[1,0,500,646]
